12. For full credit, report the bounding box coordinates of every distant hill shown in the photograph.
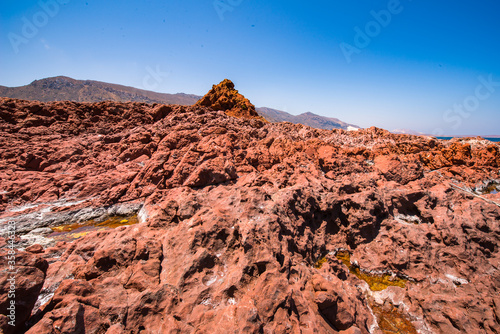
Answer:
[0,76,200,105]
[256,108,358,130]
[0,76,359,130]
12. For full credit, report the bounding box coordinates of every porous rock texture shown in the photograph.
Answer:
[196,79,265,121]
[0,91,499,333]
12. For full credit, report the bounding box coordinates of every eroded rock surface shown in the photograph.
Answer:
[1,95,500,333]
[195,79,265,121]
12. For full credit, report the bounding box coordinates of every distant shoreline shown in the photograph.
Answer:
[436,136,500,142]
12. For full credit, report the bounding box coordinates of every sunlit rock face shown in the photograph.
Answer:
[1,91,500,333]
[195,79,265,121]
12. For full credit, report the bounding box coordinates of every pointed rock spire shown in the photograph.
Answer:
[196,79,265,120]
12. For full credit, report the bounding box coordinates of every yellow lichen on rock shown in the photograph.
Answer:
[314,256,328,269]
[50,215,139,241]
[370,302,418,334]
[335,251,407,291]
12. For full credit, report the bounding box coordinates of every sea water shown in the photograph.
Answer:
[436,137,500,143]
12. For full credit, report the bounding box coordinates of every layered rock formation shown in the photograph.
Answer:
[0,88,499,333]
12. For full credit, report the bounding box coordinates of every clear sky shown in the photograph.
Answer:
[1,0,499,135]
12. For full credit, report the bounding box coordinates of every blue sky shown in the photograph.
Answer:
[1,0,499,135]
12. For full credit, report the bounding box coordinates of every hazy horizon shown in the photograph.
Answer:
[1,0,499,136]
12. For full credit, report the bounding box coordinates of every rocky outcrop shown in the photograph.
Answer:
[195,79,265,120]
[0,249,48,333]
[1,96,500,333]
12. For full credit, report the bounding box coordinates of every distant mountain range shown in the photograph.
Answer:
[0,76,359,130]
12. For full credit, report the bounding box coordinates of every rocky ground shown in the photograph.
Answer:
[0,81,499,333]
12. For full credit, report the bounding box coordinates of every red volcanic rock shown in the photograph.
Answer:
[1,96,500,333]
[0,250,48,334]
[374,154,423,185]
[183,157,238,187]
[195,79,265,120]
[26,244,44,254]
